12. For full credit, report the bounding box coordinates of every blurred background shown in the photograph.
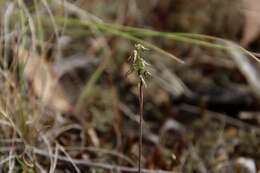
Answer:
[0,0,259,172]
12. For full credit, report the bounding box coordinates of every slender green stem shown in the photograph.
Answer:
[138,81,144,173]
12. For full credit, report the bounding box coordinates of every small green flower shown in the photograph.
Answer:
[127,44,151,87]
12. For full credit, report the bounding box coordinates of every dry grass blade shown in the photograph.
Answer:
[49,144,59,173]
[57,144,81,173]
[151,60,191,97]
[40,133,55,173]
[3,2,15,69]
[32,147,182,173]
[8,146,15,173]
[40,0,59,43]
[0,156,16,166]
[226,42,260,99]
[0,108,23,139]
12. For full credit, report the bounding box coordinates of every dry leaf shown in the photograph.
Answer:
[17,47,72,113]
[241,0,260,47]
